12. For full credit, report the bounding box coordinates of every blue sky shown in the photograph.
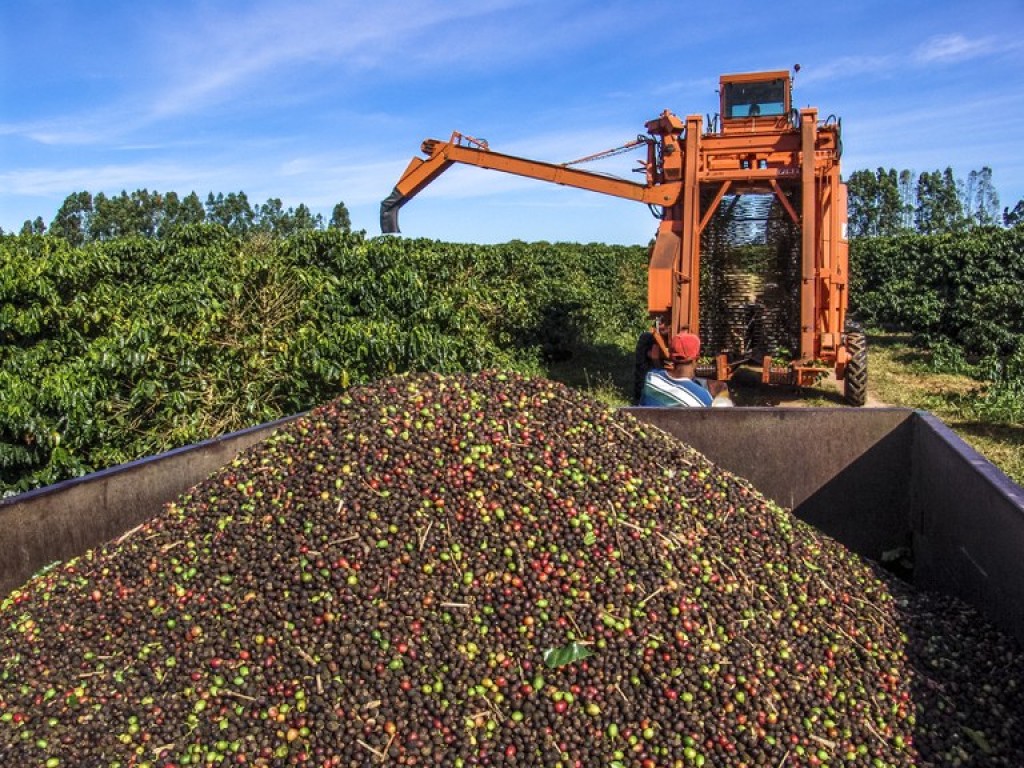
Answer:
[2,0,1022,245]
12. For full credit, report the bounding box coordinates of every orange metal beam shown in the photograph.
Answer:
[394,139,682,207]
[699,182,732,234]
[769,179,801,227]
[800,109,818,361]
[675,115,704,335]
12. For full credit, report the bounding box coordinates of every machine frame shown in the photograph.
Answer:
[381,69,864,402]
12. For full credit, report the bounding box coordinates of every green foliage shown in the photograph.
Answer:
[49,191,93,246]
[0,229,647,494]
[1005,200,1024,227]
[329,202,352,233]
[543,641,594,668]
[44,189,350,243]
[915,169,965,234]
[851,226,1024,424]
[852,227,1024,355]
[847,168,906,237]
[847,166,1006,237]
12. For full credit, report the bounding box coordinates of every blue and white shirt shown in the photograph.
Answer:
[639,369,713,408]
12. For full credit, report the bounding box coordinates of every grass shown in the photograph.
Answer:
[867,331,1023,486]
[544,337,638,408]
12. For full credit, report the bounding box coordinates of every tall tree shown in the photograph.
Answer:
[288,203,321,234]
[205,192,255,234]
[329,201,352,233]
[939,167,967,231]
[875,168,903,235]
[898,170,916,230]
[19,217,46,235]
[254,197,286,232]
[254,199,323,235]
[915,168,964,234]
[1005,200,1024,227]
[89,189,166,240]
[965,167,1000,226]
[846,168,903,237]
[50,191,94,246]
[846,170,878,238]
[159,191,206,237]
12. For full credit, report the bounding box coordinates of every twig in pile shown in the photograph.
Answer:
[656,531,677,550]
[356,740,386,762]
[115,522,146,545]
[849,594,897,631]
[776,750,791,767]
[440,602,472,609]
[419,520,434,552]
[565,612,587,640]
[618,520,646,534]
[863,718,890,748]
[826,621,872,656]
[607,418,636,441]
[638,580,678,608]
[467,710,490,729]
[482,692,504,719]
[361,479,387,498]
[810,734,837,750]
[614,683,631,704]
[218,688,257,702]
[293,646,318,666]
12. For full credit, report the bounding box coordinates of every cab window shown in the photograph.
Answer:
[724,79,786,118]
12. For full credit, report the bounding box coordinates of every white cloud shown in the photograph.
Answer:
[0,163,229,198]
[0,111,140,147]
[914,34,995,64]
[794,56,895,85]
[147,0,546,119]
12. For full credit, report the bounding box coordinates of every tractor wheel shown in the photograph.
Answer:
[843,332,868,407]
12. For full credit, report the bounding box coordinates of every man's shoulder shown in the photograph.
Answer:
[641,370,713,407]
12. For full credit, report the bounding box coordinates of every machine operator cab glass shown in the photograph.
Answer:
[720,71,791,126]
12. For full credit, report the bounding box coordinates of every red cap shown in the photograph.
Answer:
[669,333,700,361]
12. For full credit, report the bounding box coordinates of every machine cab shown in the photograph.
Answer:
[719,70,791,131]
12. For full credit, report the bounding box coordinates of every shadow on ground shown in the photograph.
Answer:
[544,347,856,409]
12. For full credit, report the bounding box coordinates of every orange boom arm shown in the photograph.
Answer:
[380,130,683,234]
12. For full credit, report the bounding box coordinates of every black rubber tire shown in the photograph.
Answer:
[844,332,868,407]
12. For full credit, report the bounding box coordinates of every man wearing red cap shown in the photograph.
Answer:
[639,332,730,407]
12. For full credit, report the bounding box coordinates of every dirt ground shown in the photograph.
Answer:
[726,367,888,409]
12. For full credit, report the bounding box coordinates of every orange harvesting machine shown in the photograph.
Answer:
[381,69,865,405]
